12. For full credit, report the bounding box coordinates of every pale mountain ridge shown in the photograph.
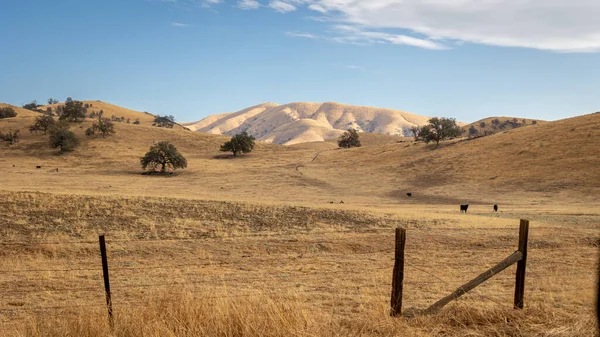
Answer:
[184,101,431,145]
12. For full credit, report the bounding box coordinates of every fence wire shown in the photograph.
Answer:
[0,227,597,316]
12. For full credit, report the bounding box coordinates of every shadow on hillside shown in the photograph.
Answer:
[212,154,251,159]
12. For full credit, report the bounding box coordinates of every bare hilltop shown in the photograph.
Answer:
[182,102,432,145]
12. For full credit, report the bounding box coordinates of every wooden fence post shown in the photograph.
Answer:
[514,219,529,309]
[99,235,114,328]
[390,228,406,316]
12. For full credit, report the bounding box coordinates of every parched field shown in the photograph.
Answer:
[0,191,597,336]
[0,106,599,335]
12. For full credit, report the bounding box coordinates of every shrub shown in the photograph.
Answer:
[468,125,479,138]
[220,132,256,156]
[49,124,79,153]
[153,115,175,128]
[22,100,40,111]
[0,106,17,119]
[59,99,87,122]
[30,115,56,135]
[86,118,116,138]
[409,126,420,140]
[0,129,20,144]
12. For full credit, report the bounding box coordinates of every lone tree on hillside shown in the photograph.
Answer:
[30,115,56,134]
[220,132,255,156]
[417,117,461,147]
[153,115,175,128]
[338,128,361,148]
[468,125,479,138]
[49,124,79,153]
[59,99,87,122]
[22,100,40,111]
[140,141,187,174]
[86,118,115,138]
[0,106,17,119]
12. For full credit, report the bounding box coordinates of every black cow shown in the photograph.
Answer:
[493,204,498,212]
[460,204,469,213]
[407,193,412,197]
[36,166,41,169]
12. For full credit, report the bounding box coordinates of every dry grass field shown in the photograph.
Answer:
[0,105,598,336]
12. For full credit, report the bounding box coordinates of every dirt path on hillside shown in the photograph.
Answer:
[295,149,332,176]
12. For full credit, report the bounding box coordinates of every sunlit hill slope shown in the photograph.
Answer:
[183,102,431,145]
[0,102,598,206]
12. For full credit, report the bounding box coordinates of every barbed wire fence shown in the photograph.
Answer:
[0,219,597,325]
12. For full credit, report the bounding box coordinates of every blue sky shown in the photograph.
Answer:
[1,0,598,122]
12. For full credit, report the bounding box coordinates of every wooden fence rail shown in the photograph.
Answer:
[391,219,530,316]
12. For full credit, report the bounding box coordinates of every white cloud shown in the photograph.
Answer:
[331,25,446,50]
[268,1,297,13]
[201,0,223,8]
[237,0,261,9]
[306,0,600,52]
[344,65,364,70]
[285,31,317,38]
[307,4,327,13]
[171,22,192,27]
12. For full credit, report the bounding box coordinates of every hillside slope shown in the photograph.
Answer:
[461,116,545,137]
[0,103,43,118]
[307,112,600,205]
[185,102,431,145]
[1,107,598,206]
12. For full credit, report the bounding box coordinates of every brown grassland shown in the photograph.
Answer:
[0,105,598,336]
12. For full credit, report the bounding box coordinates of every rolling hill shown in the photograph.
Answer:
[183,102,432,145]
[461,116,545,138]
[1,100,598,207]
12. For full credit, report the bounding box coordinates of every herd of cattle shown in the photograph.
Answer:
[405,193,498,213]
[460,204,498,213]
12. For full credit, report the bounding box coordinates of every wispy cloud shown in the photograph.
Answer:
[330,25,447,50]
[248,0,600,52]
[285,31,317,39]
[268,1,296,13]
[237,0,261,10]
[171,22,192,27]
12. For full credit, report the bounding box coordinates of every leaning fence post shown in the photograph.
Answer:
[514,219,529,309]
[99,235,114,328]
[390,228,406,316]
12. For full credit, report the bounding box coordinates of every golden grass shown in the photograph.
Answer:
[7,290,598,337]
[0,106,599,336]
[461,116,546,136]
[0,191,598,336]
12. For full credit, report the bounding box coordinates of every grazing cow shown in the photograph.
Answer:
[493,204,498,212]
[460,204,469,213]
[36,166,41,169]
[407,193,412,197]
[340,200,344,204]
[55,168,59,172]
